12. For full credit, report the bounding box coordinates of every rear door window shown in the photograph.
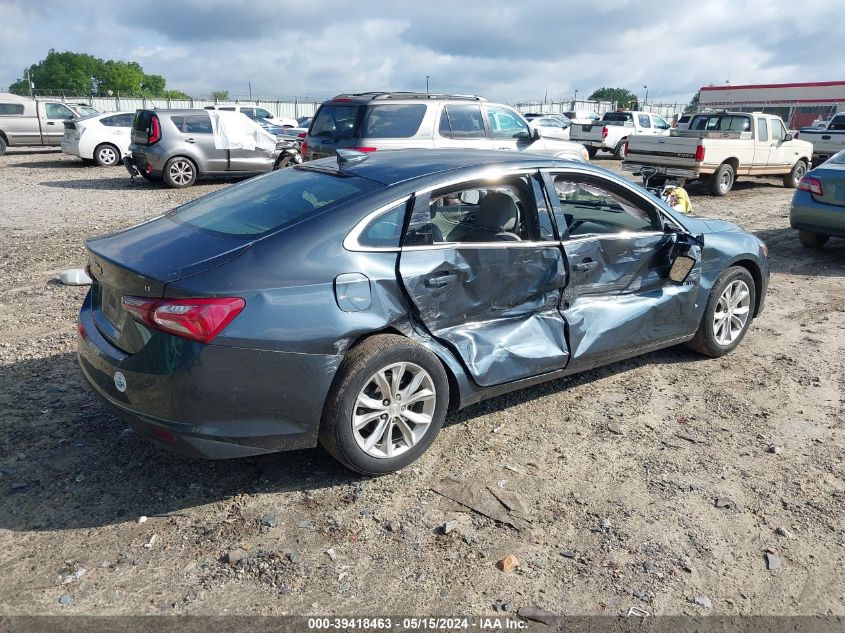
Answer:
[310,104,362,139]
[438,105,486,138]
[756,118,768,141]
[361,104,426,138]
[638,114,651,128]
[172,169,383,237]
[183,115,212,134]
[690,114,751,132]
[603,112,634,123]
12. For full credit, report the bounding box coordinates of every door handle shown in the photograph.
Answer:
[185,137,197,143]
[47,121,55,125]
[424,272,457,288]
[572,259,598,272]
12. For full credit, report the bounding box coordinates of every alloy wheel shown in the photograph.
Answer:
[98,146,117,165]
[713,279,751,345]
[169,160,194,185]
[352,362,436,459]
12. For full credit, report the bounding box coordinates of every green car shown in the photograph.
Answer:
[790,149,845,247]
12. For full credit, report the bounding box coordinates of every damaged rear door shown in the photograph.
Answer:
[543,170,702,370]
[398,172,570,387]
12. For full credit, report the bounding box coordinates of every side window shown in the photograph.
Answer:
[638,114,651,128]
[439,105,486,138]
[220,107,236,112]
[357,203,406,248]
[405,178,536,245]
[771,119,786,142]
[183,115,212,134]
[241,108,256,118]
[45,103,74,119]
[756,118,768,142]
[256,108,272,119]
[487,106,530,139]
[652,116,668,129]
[829,116,845,131]
[100,115,117,127]
[361,105,427,138]
[115,113,135,127]
[552,175,658,236]
[0,103,25,115]
[170,116,185,132]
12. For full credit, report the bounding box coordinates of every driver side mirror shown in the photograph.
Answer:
[783,133,793,142]
[532,127,542,141]
[668,254,697,283]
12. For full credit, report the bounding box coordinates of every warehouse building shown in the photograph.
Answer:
[699,81,845,128]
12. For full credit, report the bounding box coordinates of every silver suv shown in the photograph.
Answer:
[127,109,285,188]
[304,92,589,162]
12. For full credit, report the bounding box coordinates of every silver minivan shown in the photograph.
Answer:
[304,92,589,163]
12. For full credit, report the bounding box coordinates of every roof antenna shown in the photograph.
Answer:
[336,148,369,167]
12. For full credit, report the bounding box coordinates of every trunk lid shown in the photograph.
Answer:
[86,216,253,353]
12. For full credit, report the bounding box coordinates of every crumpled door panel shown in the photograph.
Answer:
[400,246,569,387]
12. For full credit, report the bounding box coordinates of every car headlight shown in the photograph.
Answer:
[756,237,768,257]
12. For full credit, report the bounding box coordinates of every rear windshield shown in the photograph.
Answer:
[603,112,633,123]
[361,104,426,138]
[310,104,362,139]
[829,149,845,164]
[132,110,154,133]
[170,168,383,237]
[689,114,751,132]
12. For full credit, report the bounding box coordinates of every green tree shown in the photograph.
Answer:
[140,74,166,96]
[684,90,700,114]
[162,89,192,100]
[211,90,230,101]
[588,87,639,107]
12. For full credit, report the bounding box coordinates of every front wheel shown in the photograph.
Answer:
[783,160,807,188]
[162,157,197,188]
[798,230,829,249]
[686,266,756,358]
[0,135,8,156]
[319,334,449,475]
[586,146,598,159]
[709,163,735,196]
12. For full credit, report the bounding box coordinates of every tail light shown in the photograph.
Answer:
[122,296,245,344]
[297,132,306,139]
[351,146,377,152]
[623,142,629,157]
[601,127,608,139]
[798,176,824,196]
[148,115,161,144]
[695,145,705,162]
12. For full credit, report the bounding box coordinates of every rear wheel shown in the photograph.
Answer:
[783,160,807,188]
[94,143,120,167]
[319,334,449,475]
[686,266,756,358]
[798,230,829,249]
[586,146,598,159]
[709,163,735,196]
[614,139,628,160]
[163,157,197,188]
[0,135,7,156]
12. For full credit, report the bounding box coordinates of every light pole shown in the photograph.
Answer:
[574,89,578,107]
[426,76,430,94]
[643,85,648,106]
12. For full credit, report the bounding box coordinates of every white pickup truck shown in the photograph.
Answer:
[623,111,813,195]
[795,113,845,164]
[569,110,671,159]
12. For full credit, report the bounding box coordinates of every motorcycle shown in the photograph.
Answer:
[639,165,692,214]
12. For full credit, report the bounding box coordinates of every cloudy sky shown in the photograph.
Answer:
[1,0,842,106]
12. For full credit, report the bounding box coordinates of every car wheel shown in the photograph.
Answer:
[709,163,735,196]
[319,334,449,475]
[614,139,627,160]
[94,143,120,167]
[798,230,829,249]
[686,266,756,358]
[783,160,807,188]
[586,147,598,159]
[163,157,197,188]
[0,135,7,156]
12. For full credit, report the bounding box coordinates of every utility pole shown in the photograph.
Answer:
[426,76,430,94]
[25,68,34,97]
[249,81,252,101]
[643,85,648,106]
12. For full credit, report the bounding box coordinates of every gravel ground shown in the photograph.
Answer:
[1,149,844,618]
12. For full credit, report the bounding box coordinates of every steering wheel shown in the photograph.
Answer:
[568,218,620,235]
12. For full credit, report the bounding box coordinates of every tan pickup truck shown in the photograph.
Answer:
[623,111,812,195]
[0,92,78,155]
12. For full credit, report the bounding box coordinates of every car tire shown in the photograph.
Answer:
[94,143,120,167]
[709,163,735,196]
[685,266,756,358]
[0,135,7,156]
[586,147,598,159]
[783,160,807,188]
[162,157,197,188]
[798,230,829,249]
[319,334,449,475]
[614,139,628,160]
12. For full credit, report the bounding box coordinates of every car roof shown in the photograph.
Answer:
[323,92,487,105]
[298,149,588,187]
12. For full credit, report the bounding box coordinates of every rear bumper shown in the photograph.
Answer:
[623,162,704,179]
[790,191,845,237]
[77,291,339,459]
[61,139,81,158]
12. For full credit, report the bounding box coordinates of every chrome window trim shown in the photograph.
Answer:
[402,240,563,252]
[561,230,665,244]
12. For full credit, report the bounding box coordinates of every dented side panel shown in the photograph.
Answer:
[399,245,570,387]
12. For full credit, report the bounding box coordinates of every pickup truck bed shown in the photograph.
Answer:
[796,114,845,164]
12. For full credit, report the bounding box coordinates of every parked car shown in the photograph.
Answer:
[790,149,845,248]
[78,149,768,474]
[0,92,77,155]
[522,112,546,121]
[795,113,845,165]
[570,110,671,159]
[125,109,287,188]
[66,103,101,118]
[305,92,589,162]
[203,104,297,128]
[297,116,313,127]
[61,111,135,166]
[624,111,813,196]
[529,114,572,140]
[562,110,601,125]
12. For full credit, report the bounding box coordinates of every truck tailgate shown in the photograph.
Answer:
[798,130,845,157]
[570,124,604,144]
[625,134,701,170]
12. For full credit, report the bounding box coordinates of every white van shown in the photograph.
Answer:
[203,104,297,128]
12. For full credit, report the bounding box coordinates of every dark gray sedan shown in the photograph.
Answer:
[790,149,845,247]
[78,150,769,474]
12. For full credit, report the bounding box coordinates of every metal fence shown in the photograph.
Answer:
[514,99,683,120]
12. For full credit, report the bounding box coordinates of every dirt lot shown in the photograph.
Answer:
[1,149,843,618]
